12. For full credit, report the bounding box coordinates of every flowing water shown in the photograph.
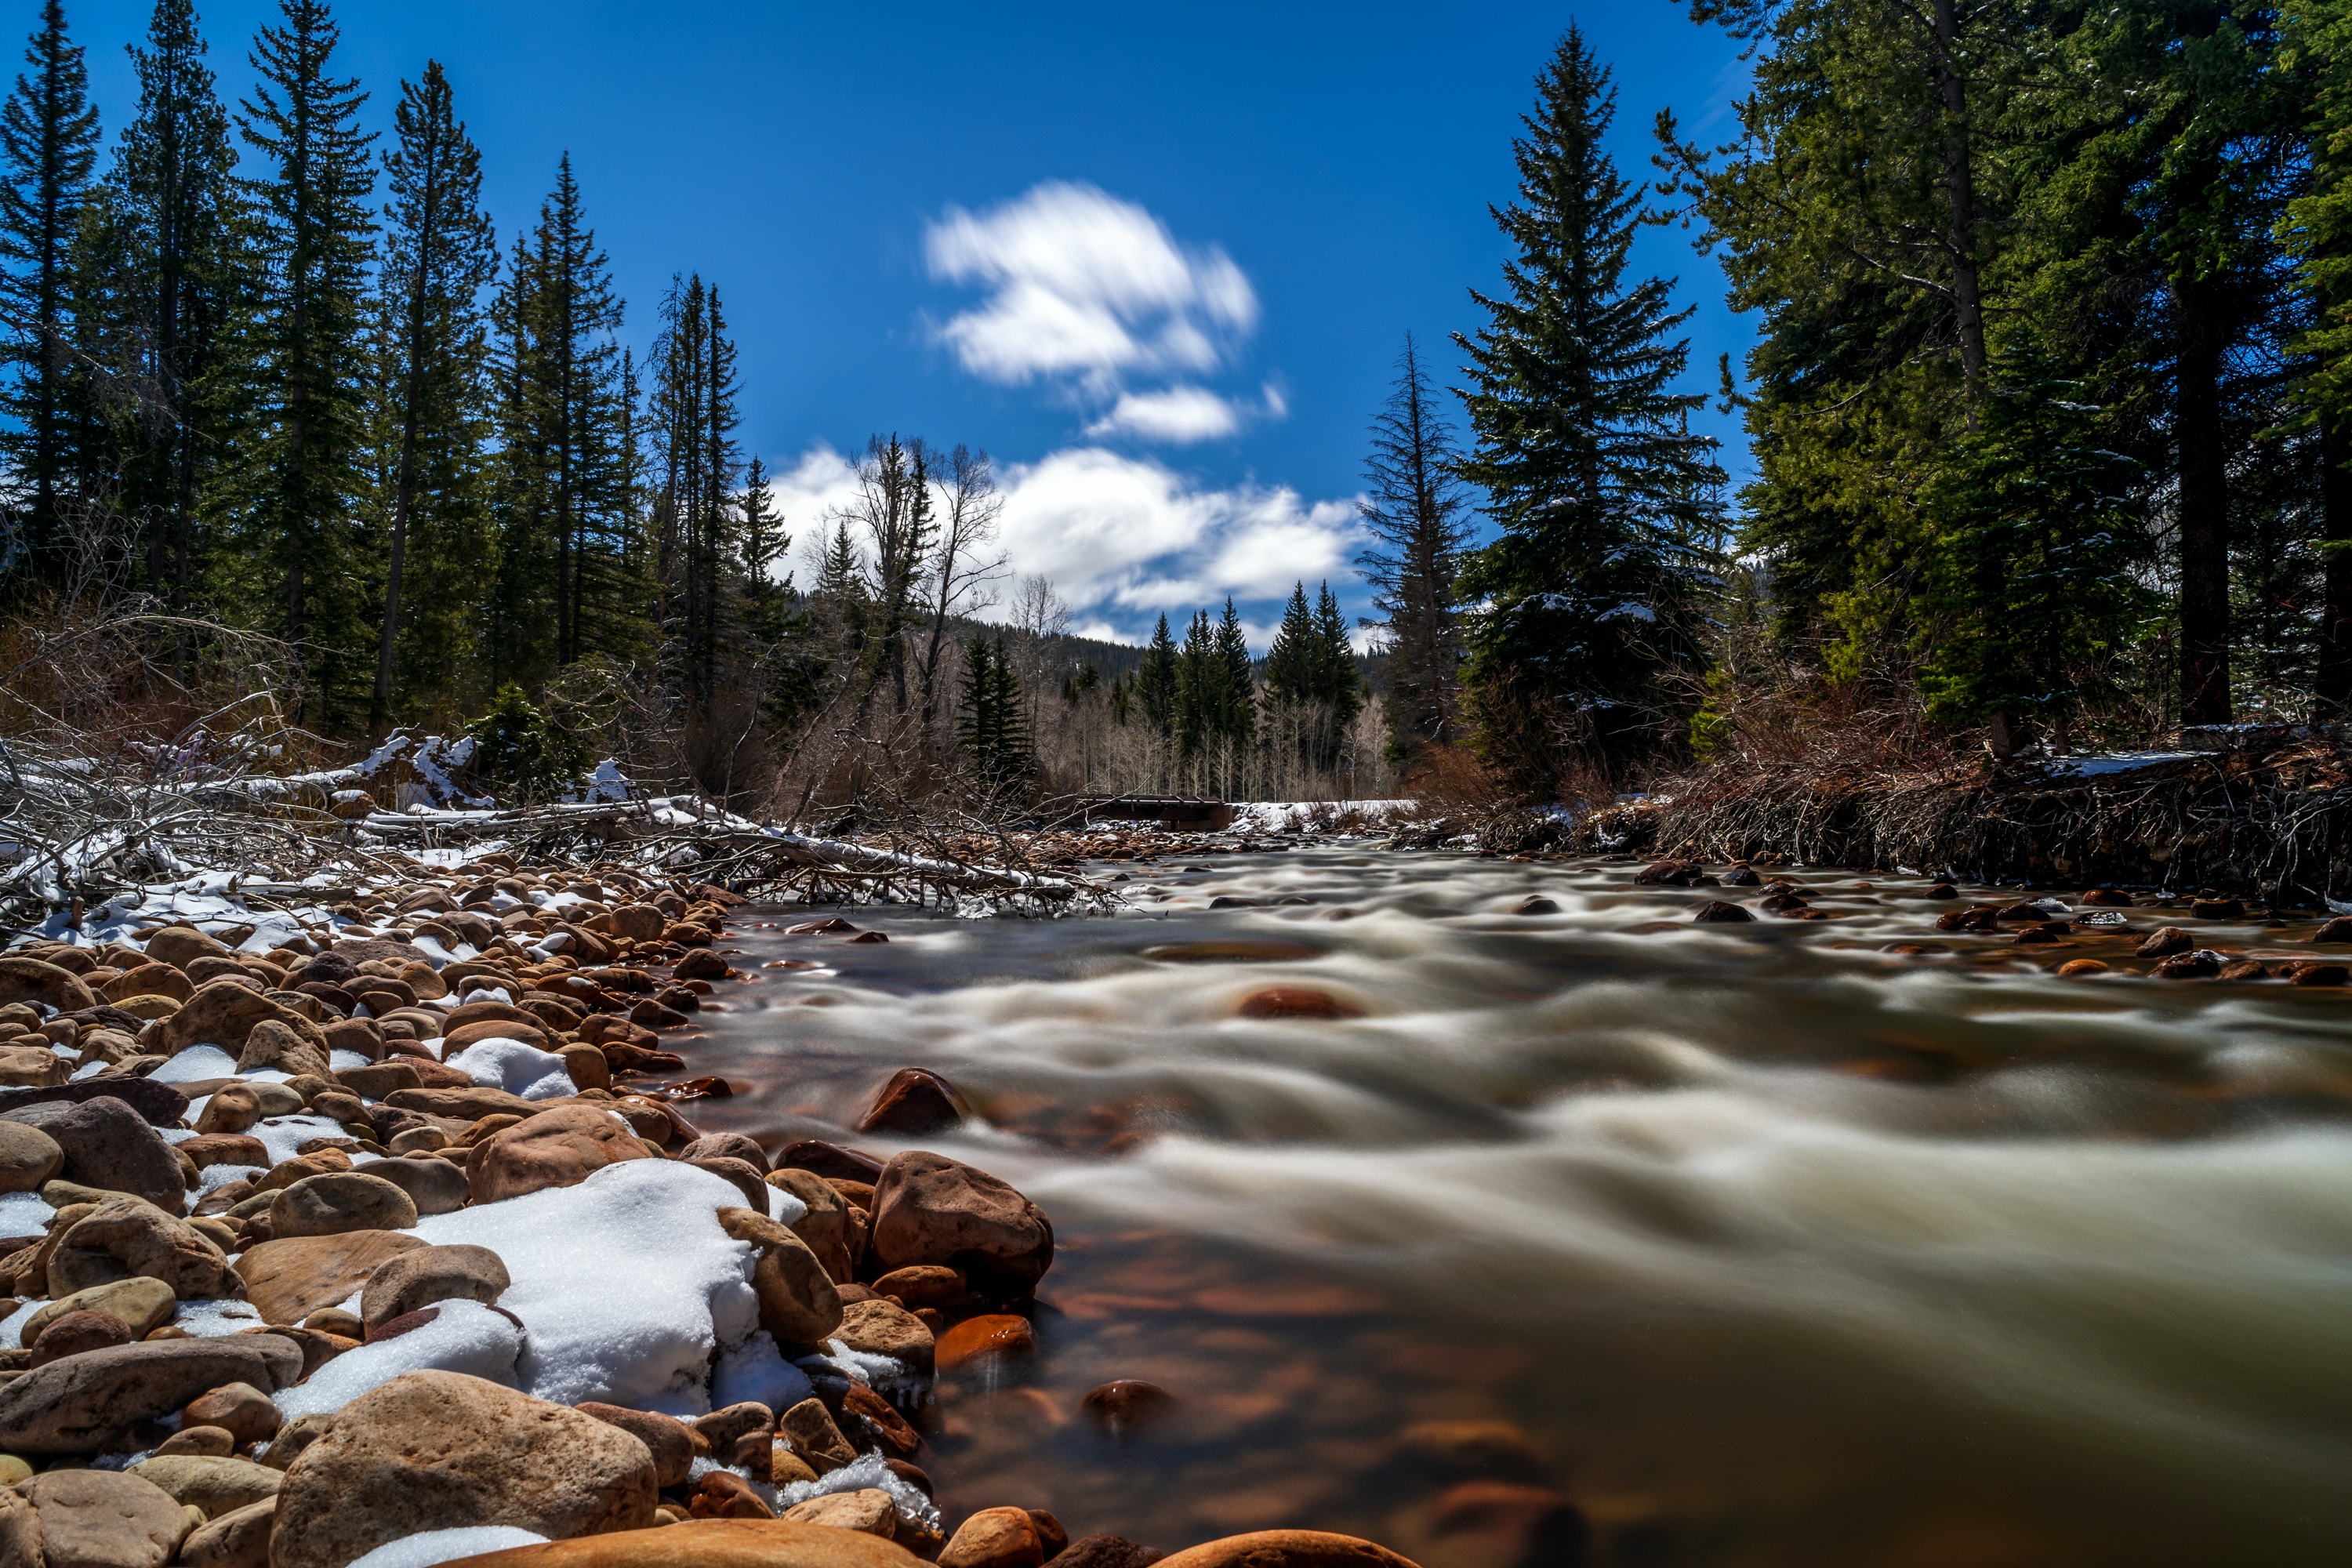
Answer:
[681,851,2352,1568]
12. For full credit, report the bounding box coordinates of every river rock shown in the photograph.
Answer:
[834,1297,934,1372]
[1056,1537,1165,1568]
[0,1077,188,1127]
[690,1469,775,1519]
[0,1117,62,1191]
[129,1453,283,1515]
[0,1043,68,1087]
[31,1306,136,1364]
[1232,988,1364,1020]
[143,982,329,1058]
[873,1265,964,1311]
[2152,951,2221,979]
[182,1132,271,1171]
[1152,1534,1421,1568]
[935,1313,1036,1371]
[0,955,100,1011]
[716,1207,842,1344]
[383,1084,543,1121]
[691,1157,772,1213]
[48,1198,241,1300]
[869,1151,1054,1299]
[1080,1379,1177,1432]
[234,1231,426,1327]
[359,1154,471,1217]
[1690,900,1755,924]
[466,1103,653,1203]
[157,1423,237,1456]
[940,1507,1044,1568]
[177,1497,277,1568]
[183,1381,281,1443]
[0,1336,292,1454]
[104,962,194,1004]
[2314,915,2352,943]
[775,1140,885,1182]
[681,1132,768,1171]
[256,1411,333,1472]
[360,1243,511,1334]
[146,927,232,971]
[0,1486,34,1568]
[269,1171,418,1238]
[444,1019,556,1055]
[2136,927,2194,958]
[2,1096,183,1210]
[22,1466,191,1568]
[575,1401,697,1488]
[335,1061,421,1098]
[434,1519,933,1568]
[25,1276,177,1342]
[267,1369,659,1568]
[236,1020,330,1080]
[252,1149,350,1196]
[195,1084,263,1136]
[778,1396,855,1473]
[691,1402,771,1458]
[781,1490,897,1537]
[766,1168,853,1283]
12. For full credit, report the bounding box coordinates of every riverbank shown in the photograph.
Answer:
[1526,733,2352,902]
[0,860,1428,1568]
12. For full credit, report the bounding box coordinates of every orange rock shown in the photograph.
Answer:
[2056,959,2109,977]
[934,1313,1036,1371]
[1234,988,1363,1020]
[938,1507,1044,1568]
[1153,1533,1424,1568]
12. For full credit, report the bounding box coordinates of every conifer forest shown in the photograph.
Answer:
[9,0,2352,818]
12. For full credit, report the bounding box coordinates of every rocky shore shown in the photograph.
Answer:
[0,862,1428,1568]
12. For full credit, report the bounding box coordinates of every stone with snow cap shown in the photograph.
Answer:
[267,1369,658,1568]
[464,1102,652,1203]
[416,1519,931,1568]
[274,1298,525,1417]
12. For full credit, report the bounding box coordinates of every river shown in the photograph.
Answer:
[681,850,2352,1568]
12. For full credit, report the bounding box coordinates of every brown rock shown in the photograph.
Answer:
[935,1314,1035,1372]
[103,963,195,1004]
[0,1117,63,1191]
[691,1401,771,1457]
[780,1490,896,1537]
[269,1171,418,1238]
[233,1231,426,1327]
[383,1085,543,1121]
[0,1043,68,1087]
[466,1103,653,1203]
[681,1132,768,1171]
[442,1018,557,1055]
[333,1062,420,1098]
[869,1152,1054,1300]
[0,1485,34,1568]
[2056,958,2111,977]
[855,1069,970,1135]
[128,1453,282,1516]
[5,1095,183,1210]
[872,1265,964,1311]
[716,1209,842,1344]
[358,1154,470,1217]
[360,1243,510,1334]
[2136,927,2194,958]
[2152,951,2221,979]
[437,1519,931,1568]
[0,1336,292,1454]
[2314,915,2352,943]
[691,1157,772,1214]
[559,1043,612,1093]
[1151,1536,1421,1568]
[577,1401,698,1488]
[267,1370,659,1568]
[778,1396,855,1473]
[690,1469,776,1520]
[1055,1538,1163,1568]
[256,1412,333,1473]
[23,1466,190,1568]
[181,1132,271,1170]
[321,1018,383,1062]
[252,1149,351,1195]
[1080,1380,1176,1432]
[767,1168,854,1283]
[30,1307,135,1365]
[236,1020,331,1081]
[183,1381,281,1444]
[833,1298,934,1373]
[1420,1482,1588,1568]
[144,927,233,971]
[47,1198,241,1301]
[940,1508,1044,1568]
[177,1497,277,1568]
[156,1423,237,1457]
[143,982,328,1058]
[24,1276,177,1342]
[194,1084,263,1136]
[0,954,100,1012]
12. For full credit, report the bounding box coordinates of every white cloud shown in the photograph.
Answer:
[762,442,1361,644]
[926,182,1256,390]
[1083,385,1243,444]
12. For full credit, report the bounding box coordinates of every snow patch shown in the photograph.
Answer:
[274,1298,525,1418]
[347,1526,550,1568]
[440,1036,574,1101]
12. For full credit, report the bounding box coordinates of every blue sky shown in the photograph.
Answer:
[69,0,1755,647]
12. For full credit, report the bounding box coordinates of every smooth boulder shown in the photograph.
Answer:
[268,1171,419,1238]
[0,1116,63,1191]
[178,1497,278,1568]
[717,1207,843,1344]
[2,1094,184,1210]
[267,1370,659,1568]
[0,1336,292,1454]
[233,1230,425,1327]
[129,1453,284,1516]
[1152,1536,1423,1568]
[359,1153,471,1217]
[143,982,329,1058]
[22,1467,190,1568]
[360,1243,511,1335]
[466,1103,653,1203]
[23,1275,178,1342]
[430,1519,932,1568]
[46,1196,241,1300]
[237,1018,332,1080]
[0,954,100,1011]
[868,1151,1054,1298]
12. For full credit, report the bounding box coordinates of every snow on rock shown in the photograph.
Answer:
[2042,751,2207,779]
[171,1298,270,1337]
[151,1046,244,1083]
[440,1036,574,1101]
[0,1298,41,1349]
[406,1158,763,1414]
[347,1526,550,1568]
[274,1298,524,1418]
[1226,800,1421,836]
[775,1450,942,1537]
[0,1189,53,1238]
[710,1330,815,1414]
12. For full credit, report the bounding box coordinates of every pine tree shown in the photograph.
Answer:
[111,0,238,611]
[1261,583,1317,706]
[0,0,99,572]
[1457,24,1724,788]
[233,0,376,720]
[488,154,636,680]
[646,271,740,702]
[369,59,493,726]
[1135,610,1178,737]
[1313,580,1362,734]
[1357,332,1468,757]
[1214,595,1254,747]
[957,630,1032,789]
[1174,607,1218,757]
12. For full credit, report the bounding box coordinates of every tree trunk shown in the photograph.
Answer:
[1928,0,1987,411]
[2174,278,2231,728]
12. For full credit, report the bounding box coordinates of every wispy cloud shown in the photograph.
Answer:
[924,182,1276,445]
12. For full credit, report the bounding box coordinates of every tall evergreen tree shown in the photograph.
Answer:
[646,271,740,702]
[111,0,238,610]
[368,59,493,725]
[1357,332,1468,757]
[1136,611,1178,738]
[1214,595,1254,748]
[1261,583,1318,706]
[233,0,376,717]
[488,154,636,680]
[1458,24,1723,789]
[2285,0,2352,717]
[1174,606,1218,757]
[1313,581,1362,732]
[957,630,1032,789]
[0,0,99,571]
